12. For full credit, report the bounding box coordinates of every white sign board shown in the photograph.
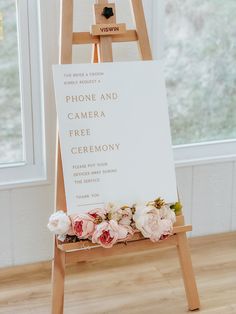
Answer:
[53,61,177,214]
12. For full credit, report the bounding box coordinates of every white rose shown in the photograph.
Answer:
[119,215,131,226]
[159,205,176,224]
[133,204,157,221]
[47,211,71,235]
[106,202,123,221]
[134,210,160,240]
[134,205,174,242]
[158,219,173,237]
[119,207,132,226]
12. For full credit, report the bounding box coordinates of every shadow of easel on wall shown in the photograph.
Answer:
[51,1,200,313]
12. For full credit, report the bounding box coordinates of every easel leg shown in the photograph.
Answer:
[51,239,66,314]
[92,43,99,64]
[176,232,200,311]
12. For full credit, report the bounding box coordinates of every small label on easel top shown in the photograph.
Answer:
[91,23,126,36]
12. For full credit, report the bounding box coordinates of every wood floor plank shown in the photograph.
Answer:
[0,232,235,314]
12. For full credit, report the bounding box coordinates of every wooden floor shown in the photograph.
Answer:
[0,232,236,314]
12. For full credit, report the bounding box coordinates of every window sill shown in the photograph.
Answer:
[0,162,50,190]
[0,177,52,191]
[174,139,236,167]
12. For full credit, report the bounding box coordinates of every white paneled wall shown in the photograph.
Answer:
[0,186,54,267]
[0,0,236,268]
[10,186,54,265]
[192,163,234,236]
[175,167,193,234]
[0,191,12,267]
[1,162,235,268]
[177,162,236,237]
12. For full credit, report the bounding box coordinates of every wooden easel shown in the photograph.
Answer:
[52,1,200,313]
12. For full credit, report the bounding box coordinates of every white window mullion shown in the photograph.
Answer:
[17,0,34,165]
[27,0,45,169]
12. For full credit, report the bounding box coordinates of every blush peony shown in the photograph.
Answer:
[92,220,128,248]
[88,207,107,222]
[71,213,95,238]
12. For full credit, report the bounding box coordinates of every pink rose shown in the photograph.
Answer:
[92,220,128,248]
[88,207,107,221]
[71,214,95,239]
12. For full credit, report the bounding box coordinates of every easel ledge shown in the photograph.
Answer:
[57,215,191,253]
[52,1,200,313]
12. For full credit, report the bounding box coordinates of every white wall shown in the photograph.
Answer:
[0,0,235,268]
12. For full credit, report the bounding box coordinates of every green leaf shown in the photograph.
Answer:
[170,202,183,215]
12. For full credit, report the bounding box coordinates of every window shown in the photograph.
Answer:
[0,1,23,164]
[0,0,46,185]
[163,0,236,164]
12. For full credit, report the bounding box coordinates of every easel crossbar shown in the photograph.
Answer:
[72,30,138,45]
[57,224,192,253]
[65,235,178,264]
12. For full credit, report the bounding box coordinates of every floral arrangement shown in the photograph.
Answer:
[47,198,182,249]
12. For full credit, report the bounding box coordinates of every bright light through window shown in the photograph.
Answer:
[0,0,23,164]
[165,0,236,145]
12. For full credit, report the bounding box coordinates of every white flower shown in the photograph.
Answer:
[159,205,176,224]
[158,219,173,237]
[133,203,156,221]
[106,202,123,221]
[119,215,131,226]
[106,202,120,212]
[133,204,174,242]
[119,206,132,226]
[47,211,71,235]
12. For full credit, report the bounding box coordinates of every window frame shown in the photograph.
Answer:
[0,0,47,187]
[153,0,236,166]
